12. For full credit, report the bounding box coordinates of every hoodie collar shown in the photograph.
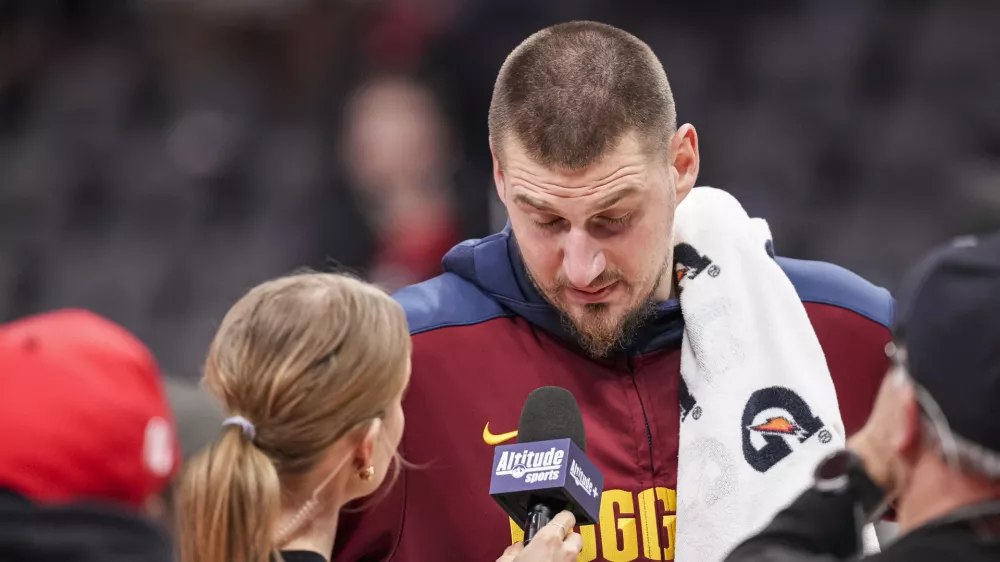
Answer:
[442,226,684,358]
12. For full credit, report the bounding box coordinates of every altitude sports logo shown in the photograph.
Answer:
[495,447,565,484]
[569,459,599,499]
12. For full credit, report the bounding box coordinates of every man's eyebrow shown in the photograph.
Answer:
[592,186,638,213]
[511,186,639,214]
[512,193,555,213]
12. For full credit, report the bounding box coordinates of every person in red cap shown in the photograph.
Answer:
[0,308,180,562]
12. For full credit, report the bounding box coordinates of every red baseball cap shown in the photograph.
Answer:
[0,309,180,509]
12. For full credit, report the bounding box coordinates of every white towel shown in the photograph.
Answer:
[672,187,878,561]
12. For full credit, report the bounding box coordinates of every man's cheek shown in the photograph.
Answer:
[523,253,562,289]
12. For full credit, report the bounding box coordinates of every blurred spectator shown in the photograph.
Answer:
[341,75,462,292]
[0,309,177,562]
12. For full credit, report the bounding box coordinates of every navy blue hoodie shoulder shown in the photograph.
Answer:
[394,230,894,338]
[394,235,512,336]
[777,257,893,329]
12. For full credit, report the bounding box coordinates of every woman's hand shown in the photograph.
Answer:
[495,511,582,562]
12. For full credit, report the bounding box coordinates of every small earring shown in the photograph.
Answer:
[360,465,376,481]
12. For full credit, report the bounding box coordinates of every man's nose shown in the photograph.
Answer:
[562,229,606,288]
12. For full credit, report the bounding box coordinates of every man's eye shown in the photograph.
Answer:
[601,214,631,226]
[533,218,563,230]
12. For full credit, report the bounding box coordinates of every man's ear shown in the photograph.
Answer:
[669,124,700,204]
[490,138,506,205]
[893,382,923,460]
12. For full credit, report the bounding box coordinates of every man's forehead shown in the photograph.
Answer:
[512,186,640,214]
[500,133,650,178]
[503,140,652,206]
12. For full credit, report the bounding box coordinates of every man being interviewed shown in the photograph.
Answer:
[333,21,893,562]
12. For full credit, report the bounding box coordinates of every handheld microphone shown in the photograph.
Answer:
[489,387,604,544]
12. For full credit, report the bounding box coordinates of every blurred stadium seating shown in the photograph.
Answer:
[2,0,998,376]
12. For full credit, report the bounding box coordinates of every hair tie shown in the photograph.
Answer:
[222,415,256,440]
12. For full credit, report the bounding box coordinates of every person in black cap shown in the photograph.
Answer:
[724,231,1000,562]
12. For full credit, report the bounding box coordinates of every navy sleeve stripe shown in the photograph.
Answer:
[777,257,894,329]
[409,313,511,336]
[393,273,511,336]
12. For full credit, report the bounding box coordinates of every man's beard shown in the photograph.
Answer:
[527,259,670,359]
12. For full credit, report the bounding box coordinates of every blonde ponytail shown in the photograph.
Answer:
[178,426,281,562]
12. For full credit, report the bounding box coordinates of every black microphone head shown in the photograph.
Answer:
[490,386,603,530]
[517,386,586,452]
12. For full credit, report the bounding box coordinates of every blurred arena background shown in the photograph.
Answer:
[2,0,998,379]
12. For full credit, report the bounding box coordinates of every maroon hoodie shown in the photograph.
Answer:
[333,227,893,562]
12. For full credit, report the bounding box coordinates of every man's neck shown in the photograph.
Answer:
[657,268,678,302]
[897,456,1000,534]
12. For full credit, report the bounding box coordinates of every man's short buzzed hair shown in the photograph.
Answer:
[489,21,677,170]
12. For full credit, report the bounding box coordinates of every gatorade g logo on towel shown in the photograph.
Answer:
[742,386,831,473]
[679,378,701,422]
[674,243,720,283]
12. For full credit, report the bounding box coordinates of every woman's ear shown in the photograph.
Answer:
[354,418,383,471]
